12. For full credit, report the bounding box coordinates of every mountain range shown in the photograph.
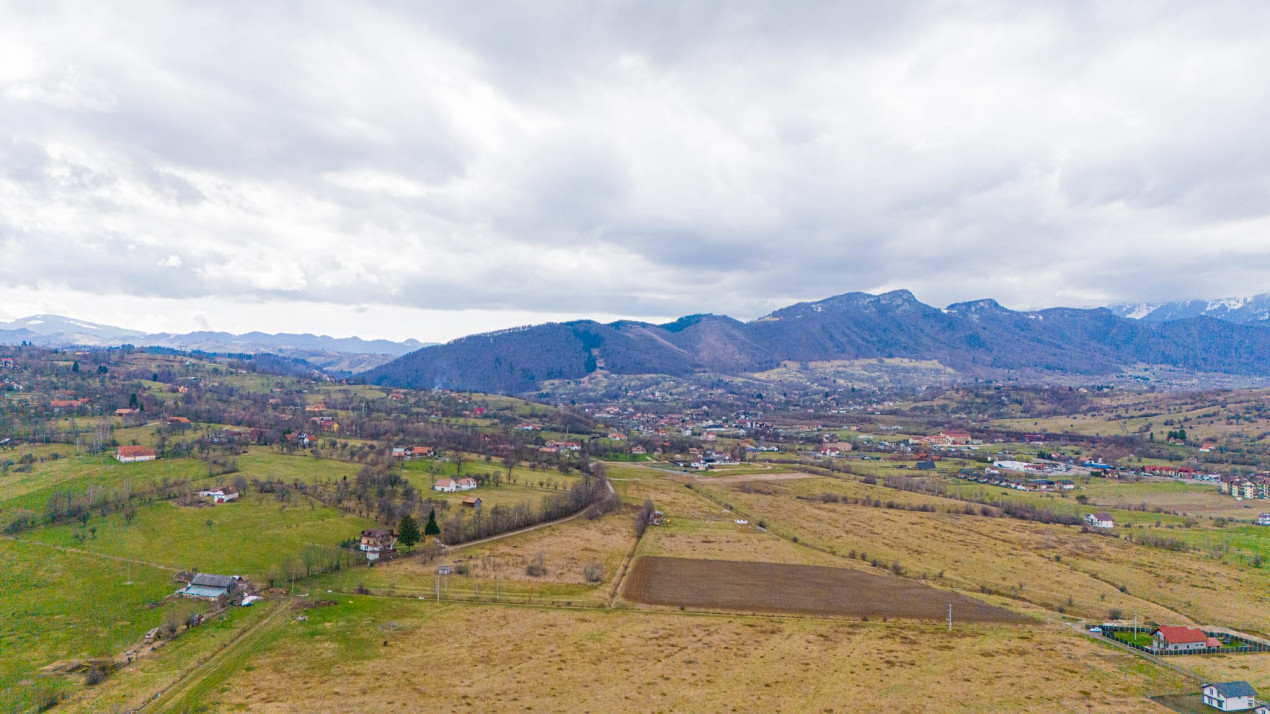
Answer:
[0,315,430,374]
[1109,294,1270,325]
[363,290,1270,393]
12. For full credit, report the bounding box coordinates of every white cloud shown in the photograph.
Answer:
[1,1,1270,339]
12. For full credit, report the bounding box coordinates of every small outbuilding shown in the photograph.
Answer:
[461,496,482,508]
[181,573,238,599]
[1203,681,1258,711]
[198,486,239,503]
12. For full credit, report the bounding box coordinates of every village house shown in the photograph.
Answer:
[181,573,238,600]
[461,496,482,508]
[1202,681,1259,711]
[114,408,139,416]
[359,528,395,560]
[433,478,457,492]
[50,398,88,411]
[0,357,13,368]
[115,445,157,463]
[311,416,340,432]
[1153,626,1217,653]
[456,477,477,491]
[1085,512,1114,529]
[198,486,239,504]
[167,416,191,425]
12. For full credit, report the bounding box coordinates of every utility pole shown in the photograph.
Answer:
[948,603,953,632]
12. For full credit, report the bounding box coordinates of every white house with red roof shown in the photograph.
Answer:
[1153,626,1218,653]
[433,478,457,493]
[115,445,157,463]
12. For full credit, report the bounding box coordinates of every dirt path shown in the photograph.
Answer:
[1,536,180,572]
[441,476,617,552]
[140,598,296,712]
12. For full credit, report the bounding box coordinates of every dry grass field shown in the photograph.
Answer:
[309,507,638,606]
[623,556,1031,623]
[694,477,1269,631]
[198,597,1188,713]
[637,515,846,566]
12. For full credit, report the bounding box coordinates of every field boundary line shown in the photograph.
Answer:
[0,536,181,572]
[139,598,297,712]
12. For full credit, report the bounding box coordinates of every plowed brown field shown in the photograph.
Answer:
[623,556,1030,623]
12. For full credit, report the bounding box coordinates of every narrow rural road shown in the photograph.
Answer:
[140,598,297,712]
[441,475,616,552]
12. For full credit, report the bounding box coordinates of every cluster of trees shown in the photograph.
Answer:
[435,474,617,546]
[810,491,975,515]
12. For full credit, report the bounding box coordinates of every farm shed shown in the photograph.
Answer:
[182,573,238,599]
[461,496,482,508]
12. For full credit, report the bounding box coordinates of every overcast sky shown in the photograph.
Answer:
[3,2,1270,342]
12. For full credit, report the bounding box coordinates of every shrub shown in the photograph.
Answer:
[526,551,548,577]
[1109,608,1123,621]
[583,562,604,583]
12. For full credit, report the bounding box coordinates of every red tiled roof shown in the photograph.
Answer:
[1155,626,1208,644]
[117,445,156,458]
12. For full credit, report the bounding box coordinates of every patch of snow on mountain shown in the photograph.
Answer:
[1208,297,1249,312]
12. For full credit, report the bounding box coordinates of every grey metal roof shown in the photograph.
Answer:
[182,585,228,598]
[191,573,235,588]
[1208,681,1258,698]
